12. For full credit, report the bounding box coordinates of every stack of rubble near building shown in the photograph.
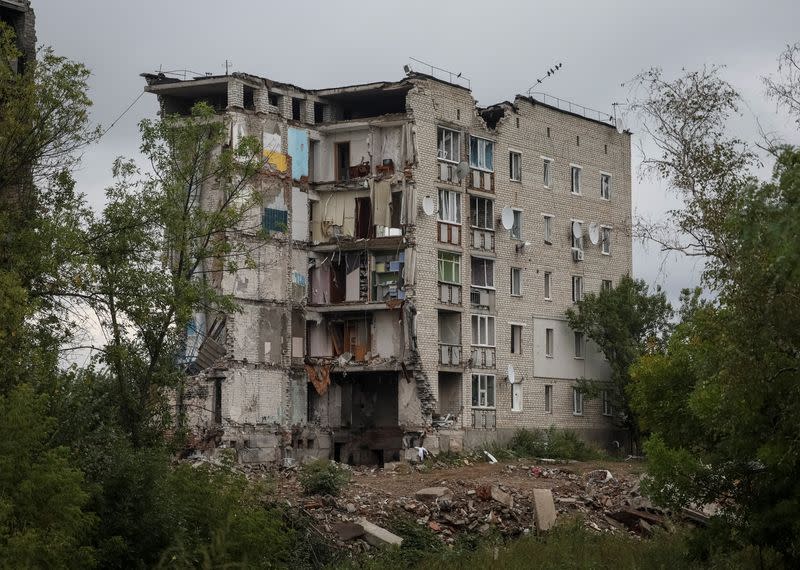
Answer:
[142,66,631,466]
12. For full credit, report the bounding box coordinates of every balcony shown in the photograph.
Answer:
[468,169,494,193]
[438,343,462,367]
[470,228,495,252]
[437,221,461,245]
[469,287,495,311]
[471,408,497,429]
[438,162,461,184]
[471,346,496,368]
[438,282,462,306]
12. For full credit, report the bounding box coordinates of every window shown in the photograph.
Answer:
[573,388,583,415]
[471,257,494,288]
[292,97,303,121]
[544,385,553,413]
[511,209,522,240]
[545,328,554,357]
[576,135,580,146]
[438,251,461,284]
[543,214,553,244]
[469,136,494,171]
[470,197,494,229]
[546,126,551,138]
[263,208,288,233]
[437,127,460,163]
[574,331,584,358]
[601,279,612,292]
[472,374,496,408]
[313,102,325,123]
[600,173,612,200]
[511,324,523,354]
[544,271,552,300]
[601,227,612,255]
[510,267,522,296]
[571,165,582,194]
[471,315,495,346]
[542,158,552,187]
[512,383,523,411]
[509,151,522,181]
[602,390,613,416]
[572,276,583,303]
[438,189,461,223]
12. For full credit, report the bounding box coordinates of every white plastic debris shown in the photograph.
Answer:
[484,450,498,464]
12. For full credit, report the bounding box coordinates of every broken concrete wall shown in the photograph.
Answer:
[310,189,369,243]
[372,311,402,359]
[314,129,370,182]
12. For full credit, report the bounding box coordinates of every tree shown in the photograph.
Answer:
[565,275,673,452]
[629,57,800,562]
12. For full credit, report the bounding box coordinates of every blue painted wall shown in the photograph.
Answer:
[288,127,309,180]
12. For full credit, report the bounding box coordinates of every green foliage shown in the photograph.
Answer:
[388,515,446,553]
[299,460,351,496]
[506,427,601,461]
[565,275,673,448]
[0,385,96,568]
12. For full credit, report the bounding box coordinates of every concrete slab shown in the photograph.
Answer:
[357,518,403,547]
[491,486,514,509]
[415,487,452,501]
[332,522,365,541]
[533,488,557,531]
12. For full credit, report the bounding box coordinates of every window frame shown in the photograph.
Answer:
[601,226,612,255]
[601,279,612,292]
[510,323,523,354]
[543,214,553,244]
[471,256,495,289]
[600,172,612,200]
[544,271,552,300]
[437,127,461,163]
[510,267,523,297]
[469,135,494,172]
[541,156,553,188]
[572,275,584,303]
[574,331,585,359]
[544,385,553,413]
[471,314,496,347]
[602,390,613,416]
[545,328,554,357]
[570,164,582,195]
[573,388,584,415]
[437,251,461,284]
[509,150,522,182]
[470,196,494,230]
[510,208,523,240]
[437,188,461,224]
[471,373,496,408]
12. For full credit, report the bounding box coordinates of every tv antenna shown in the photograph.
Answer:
[225,59,232,75]
[525,62,563,96]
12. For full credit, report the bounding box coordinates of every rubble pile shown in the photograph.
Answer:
[234,458,677,552]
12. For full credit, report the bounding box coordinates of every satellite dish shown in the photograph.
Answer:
[589,222,600,245]
[455,161,470,181]
[421,195,435,216]
[615,117,624,134]
[507,364,516,384]
[501,207,515,230]
[572,221,583,240]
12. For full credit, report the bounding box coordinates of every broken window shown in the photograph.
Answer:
[469,136,494,171]
[335,142,350,181]
[471,315,495,347]
[509,151,522,181]
[600,173,612,200]
[471,374,495,408]
[438,251,460,284]
[573,388,584,415]
[471,257,494,288]
[510,267,522,296]
[263,208,288,233]
[470,196,493,230]
[437,189,461,224]
[511,324,523,354]
[437,127,461,162]
[314,102,325,124]
[438,312,461,345]
[292,97,304,121]
[571,165,582,194]
[510,209,522,240]
[268,92,280,107]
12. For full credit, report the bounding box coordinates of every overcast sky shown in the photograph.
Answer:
[35,0,799,307]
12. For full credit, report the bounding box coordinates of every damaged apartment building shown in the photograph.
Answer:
[142,66,631,466]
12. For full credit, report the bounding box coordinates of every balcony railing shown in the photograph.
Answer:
[469,169,494,193]
[471,346,496,368]
[439,343,462,366]
[437,221,461,245]
[438,282,462,305]
[470,228,495,252]
[470,287,494,310]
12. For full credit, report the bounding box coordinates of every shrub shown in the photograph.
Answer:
[508,427,601,461]
[298,460,350,496]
